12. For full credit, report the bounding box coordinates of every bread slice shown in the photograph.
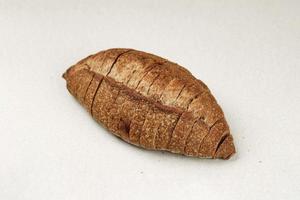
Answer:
[63,48,236,159]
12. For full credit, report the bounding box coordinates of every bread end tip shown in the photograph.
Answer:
[215,135,236,160]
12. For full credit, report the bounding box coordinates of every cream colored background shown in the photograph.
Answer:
[1,0,299,199]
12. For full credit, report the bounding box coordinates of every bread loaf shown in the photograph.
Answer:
[63,48,236,159]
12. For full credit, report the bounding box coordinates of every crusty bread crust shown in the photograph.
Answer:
[63,48,236,159]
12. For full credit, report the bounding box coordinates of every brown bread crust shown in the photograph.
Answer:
[63,48,236,159]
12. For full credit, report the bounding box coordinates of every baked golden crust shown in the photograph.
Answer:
[63,48,236,159]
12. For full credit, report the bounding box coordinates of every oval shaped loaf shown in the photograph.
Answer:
[63,48,236,159]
